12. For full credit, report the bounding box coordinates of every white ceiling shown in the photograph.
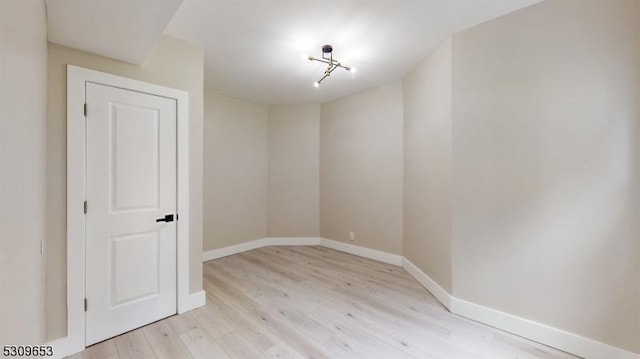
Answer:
[164,0,542,104]
[46,0,184,64]
[46,0,542,104]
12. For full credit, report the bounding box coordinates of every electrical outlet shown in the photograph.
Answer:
[349,232,355,241]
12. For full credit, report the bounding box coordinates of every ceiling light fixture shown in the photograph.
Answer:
[306,44,354,87]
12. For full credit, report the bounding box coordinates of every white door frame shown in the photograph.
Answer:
[65,65,190,354]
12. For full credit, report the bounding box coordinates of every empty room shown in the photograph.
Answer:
[1,0,639,358]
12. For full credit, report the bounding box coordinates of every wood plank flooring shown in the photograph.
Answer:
[69,246,578,359]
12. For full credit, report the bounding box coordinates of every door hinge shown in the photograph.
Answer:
[84,103,87,117]
[84,298,87,312]
[83,201,87,214]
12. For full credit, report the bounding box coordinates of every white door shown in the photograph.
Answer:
[85,82,177,345]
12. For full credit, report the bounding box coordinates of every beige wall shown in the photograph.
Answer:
[268,105,320,237]
[0,0,47,345]
[320,83,404,254]
[46,37,204,340]
[451,0,640,352]
[203,92,268,250]
[402,39,453,292]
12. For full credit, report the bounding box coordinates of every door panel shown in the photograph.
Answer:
[85,82,177,346]
[111,231,159,307]
[110,103,160,212]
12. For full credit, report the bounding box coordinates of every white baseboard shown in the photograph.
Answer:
[451,298,640,359]
[201,237,639,359]
[401,258,452,310]
[202,237,401,266]
[202,238,267,262]
[47,336,77,359]
[319,238,403,266]
[187,290,207,311]
[202,237,323,262]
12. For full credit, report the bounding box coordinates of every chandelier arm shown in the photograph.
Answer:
[310,58,331,65]
[317,73,329,84]
[327,64,340,75]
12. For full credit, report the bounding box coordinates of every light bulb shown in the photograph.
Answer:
[303,53,314,61]
[350,66,357,73]
[314,81,320,88]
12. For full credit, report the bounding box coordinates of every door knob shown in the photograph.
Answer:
[156,214,174,223]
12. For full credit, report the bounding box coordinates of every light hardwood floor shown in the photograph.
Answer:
[69,246,578,359]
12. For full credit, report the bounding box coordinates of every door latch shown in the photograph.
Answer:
[156,214,175,223]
